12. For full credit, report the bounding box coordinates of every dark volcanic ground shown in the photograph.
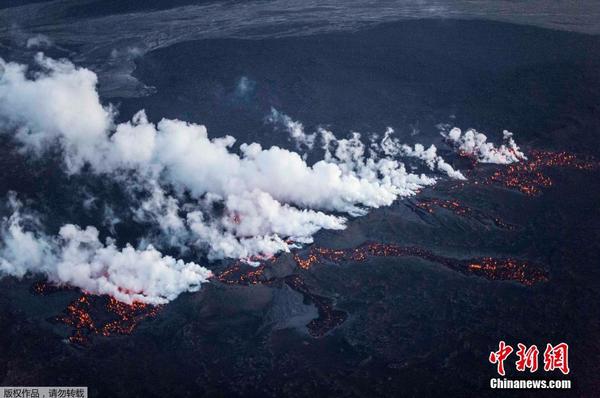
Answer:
[1,19,600,398]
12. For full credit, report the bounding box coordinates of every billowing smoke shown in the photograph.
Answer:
[375,127,466,180]
[266,107,316,151]
[266,111,464,182]
[0,54,525,303]
[132,180,347,260]
[0,54,114,172]
[26,34,53,49]
[442,127,526,164]
[0,194,212,304]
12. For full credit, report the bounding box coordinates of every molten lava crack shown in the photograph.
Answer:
[55,293,161,345]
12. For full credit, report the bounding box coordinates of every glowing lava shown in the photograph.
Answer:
[213,241,547,338]
[217,263,268,285]
[37,149,586,344]
[285,275,347,338]
[416,198,470,216]
[57,294,161,345]
[31,280,73,295]
[485,150,598,196]
[414,198,516,230]
[293,243,547,286]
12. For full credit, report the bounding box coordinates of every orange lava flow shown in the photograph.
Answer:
[217,263,267,285]
[216,254,276,285]
[285,274,347,338]
[293,243,547,286]
[416,198,471,216]
[213,257,349,337]
[31,280,73,295]
[414,198,516,230]
[57,293,161,345]
[485,150,598,196]
[465,257,544,286]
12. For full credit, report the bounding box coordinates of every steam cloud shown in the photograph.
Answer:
[376,127,466,180]
[0,194,212,304]
[267,107,316,151]
[26,34,53,49]
[0,54,525,303]
[442,127,526,164]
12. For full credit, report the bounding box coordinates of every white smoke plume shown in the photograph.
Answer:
[0,55,438,227]
[131,181,346,260]
[0,54,114,172]
[442,127,526,164]
[0,194,212,305]
[26,34,53,49]
[266,107,316,151]
[320,128,437,202]
[0,54,523,303]
[375,127,466,180]
[0,194,55,279]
